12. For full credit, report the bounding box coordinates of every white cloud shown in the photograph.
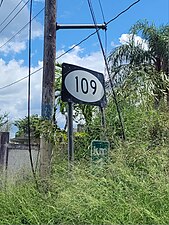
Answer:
[119,34,148,51]
[56,46,105,73]
[0,0,43,54]
[0,59,42,120]
[0,41,26,54]
[110,41,120,48]
[0,46,105,135]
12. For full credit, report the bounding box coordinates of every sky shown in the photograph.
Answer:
[0,0,168,136]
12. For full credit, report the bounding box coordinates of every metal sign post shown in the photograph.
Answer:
[61,63,107,164]
[68,101,74,164]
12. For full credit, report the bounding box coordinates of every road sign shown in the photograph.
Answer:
[91,140,109,164]
[61,63,107,107]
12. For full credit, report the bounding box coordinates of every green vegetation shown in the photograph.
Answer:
[14,114,42,138]
[108,20,169,109]
[54,63,95,130]
[0,21,168,224]
[0,143,168,224]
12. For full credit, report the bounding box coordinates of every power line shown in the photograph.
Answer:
[88,0,107,132]
[0,31,97,90]
[98,0,105,23]
[0,0,4,7]
[0,67,43,90]
[0,0,141,91]
[0,0,23,28]
[56,31,97,60]
[27,0,38,188]
[0,0,140,51]
[106,0,141,25]
[97,0,107,74]
[0,7,44,50]
[87,0,126,140]
[0,0,30,35]
[86,0,141,140]
[104,29,108,73]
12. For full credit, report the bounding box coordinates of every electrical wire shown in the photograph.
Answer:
[98,0,105,23]
[0,0,140,91]
[0,0,30,35]
[107,0,140,25]
[0,7,44,49]
[0,0,4,7]
[0,67,42,90]
[98,0,108,93]
[87,0,126,140]
[56,31,97,60]
[104,30,108,63]
[97,0,107,49]
[0,32,97,90]
[96,0,107,130]
[0,0,23,28]
[27,0,37,183]
[27,0,39,189]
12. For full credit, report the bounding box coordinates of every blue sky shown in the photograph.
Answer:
[0,0,168,134]
[1,0,168,66]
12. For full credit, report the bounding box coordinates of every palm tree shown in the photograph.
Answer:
[108,20,169,108]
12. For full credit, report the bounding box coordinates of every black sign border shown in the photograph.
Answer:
[61,63,107,107]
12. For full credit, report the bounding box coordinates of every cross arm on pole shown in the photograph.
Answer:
[56,23,107,30]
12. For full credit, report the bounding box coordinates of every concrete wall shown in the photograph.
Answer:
[7,144,39,181]
[0,132,40,183]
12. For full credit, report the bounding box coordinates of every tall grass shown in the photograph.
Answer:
[0,142,168,224]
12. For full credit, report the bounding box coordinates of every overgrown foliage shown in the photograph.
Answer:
[14,114,41,138]
[0,143,169,224]
[108,20,169,108]
[14,114,60,144]
[0,21,169,224]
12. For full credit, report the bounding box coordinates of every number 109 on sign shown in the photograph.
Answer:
[62,63,106,106]
[75,76,97,95]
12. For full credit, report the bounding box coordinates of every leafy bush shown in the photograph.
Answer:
[14,114,41,138]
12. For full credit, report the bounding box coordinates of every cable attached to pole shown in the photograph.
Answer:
[0,0,140,93]
[28,0,39,188]
[98,0,105,23]
[87,0,126,140]
[98,0,107,132]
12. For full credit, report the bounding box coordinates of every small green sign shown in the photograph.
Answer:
[91,140,109,164]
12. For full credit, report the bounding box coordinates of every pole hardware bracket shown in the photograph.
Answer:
[56,23,107,31]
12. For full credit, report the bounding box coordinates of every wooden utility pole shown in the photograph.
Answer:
[40,0,56,178]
